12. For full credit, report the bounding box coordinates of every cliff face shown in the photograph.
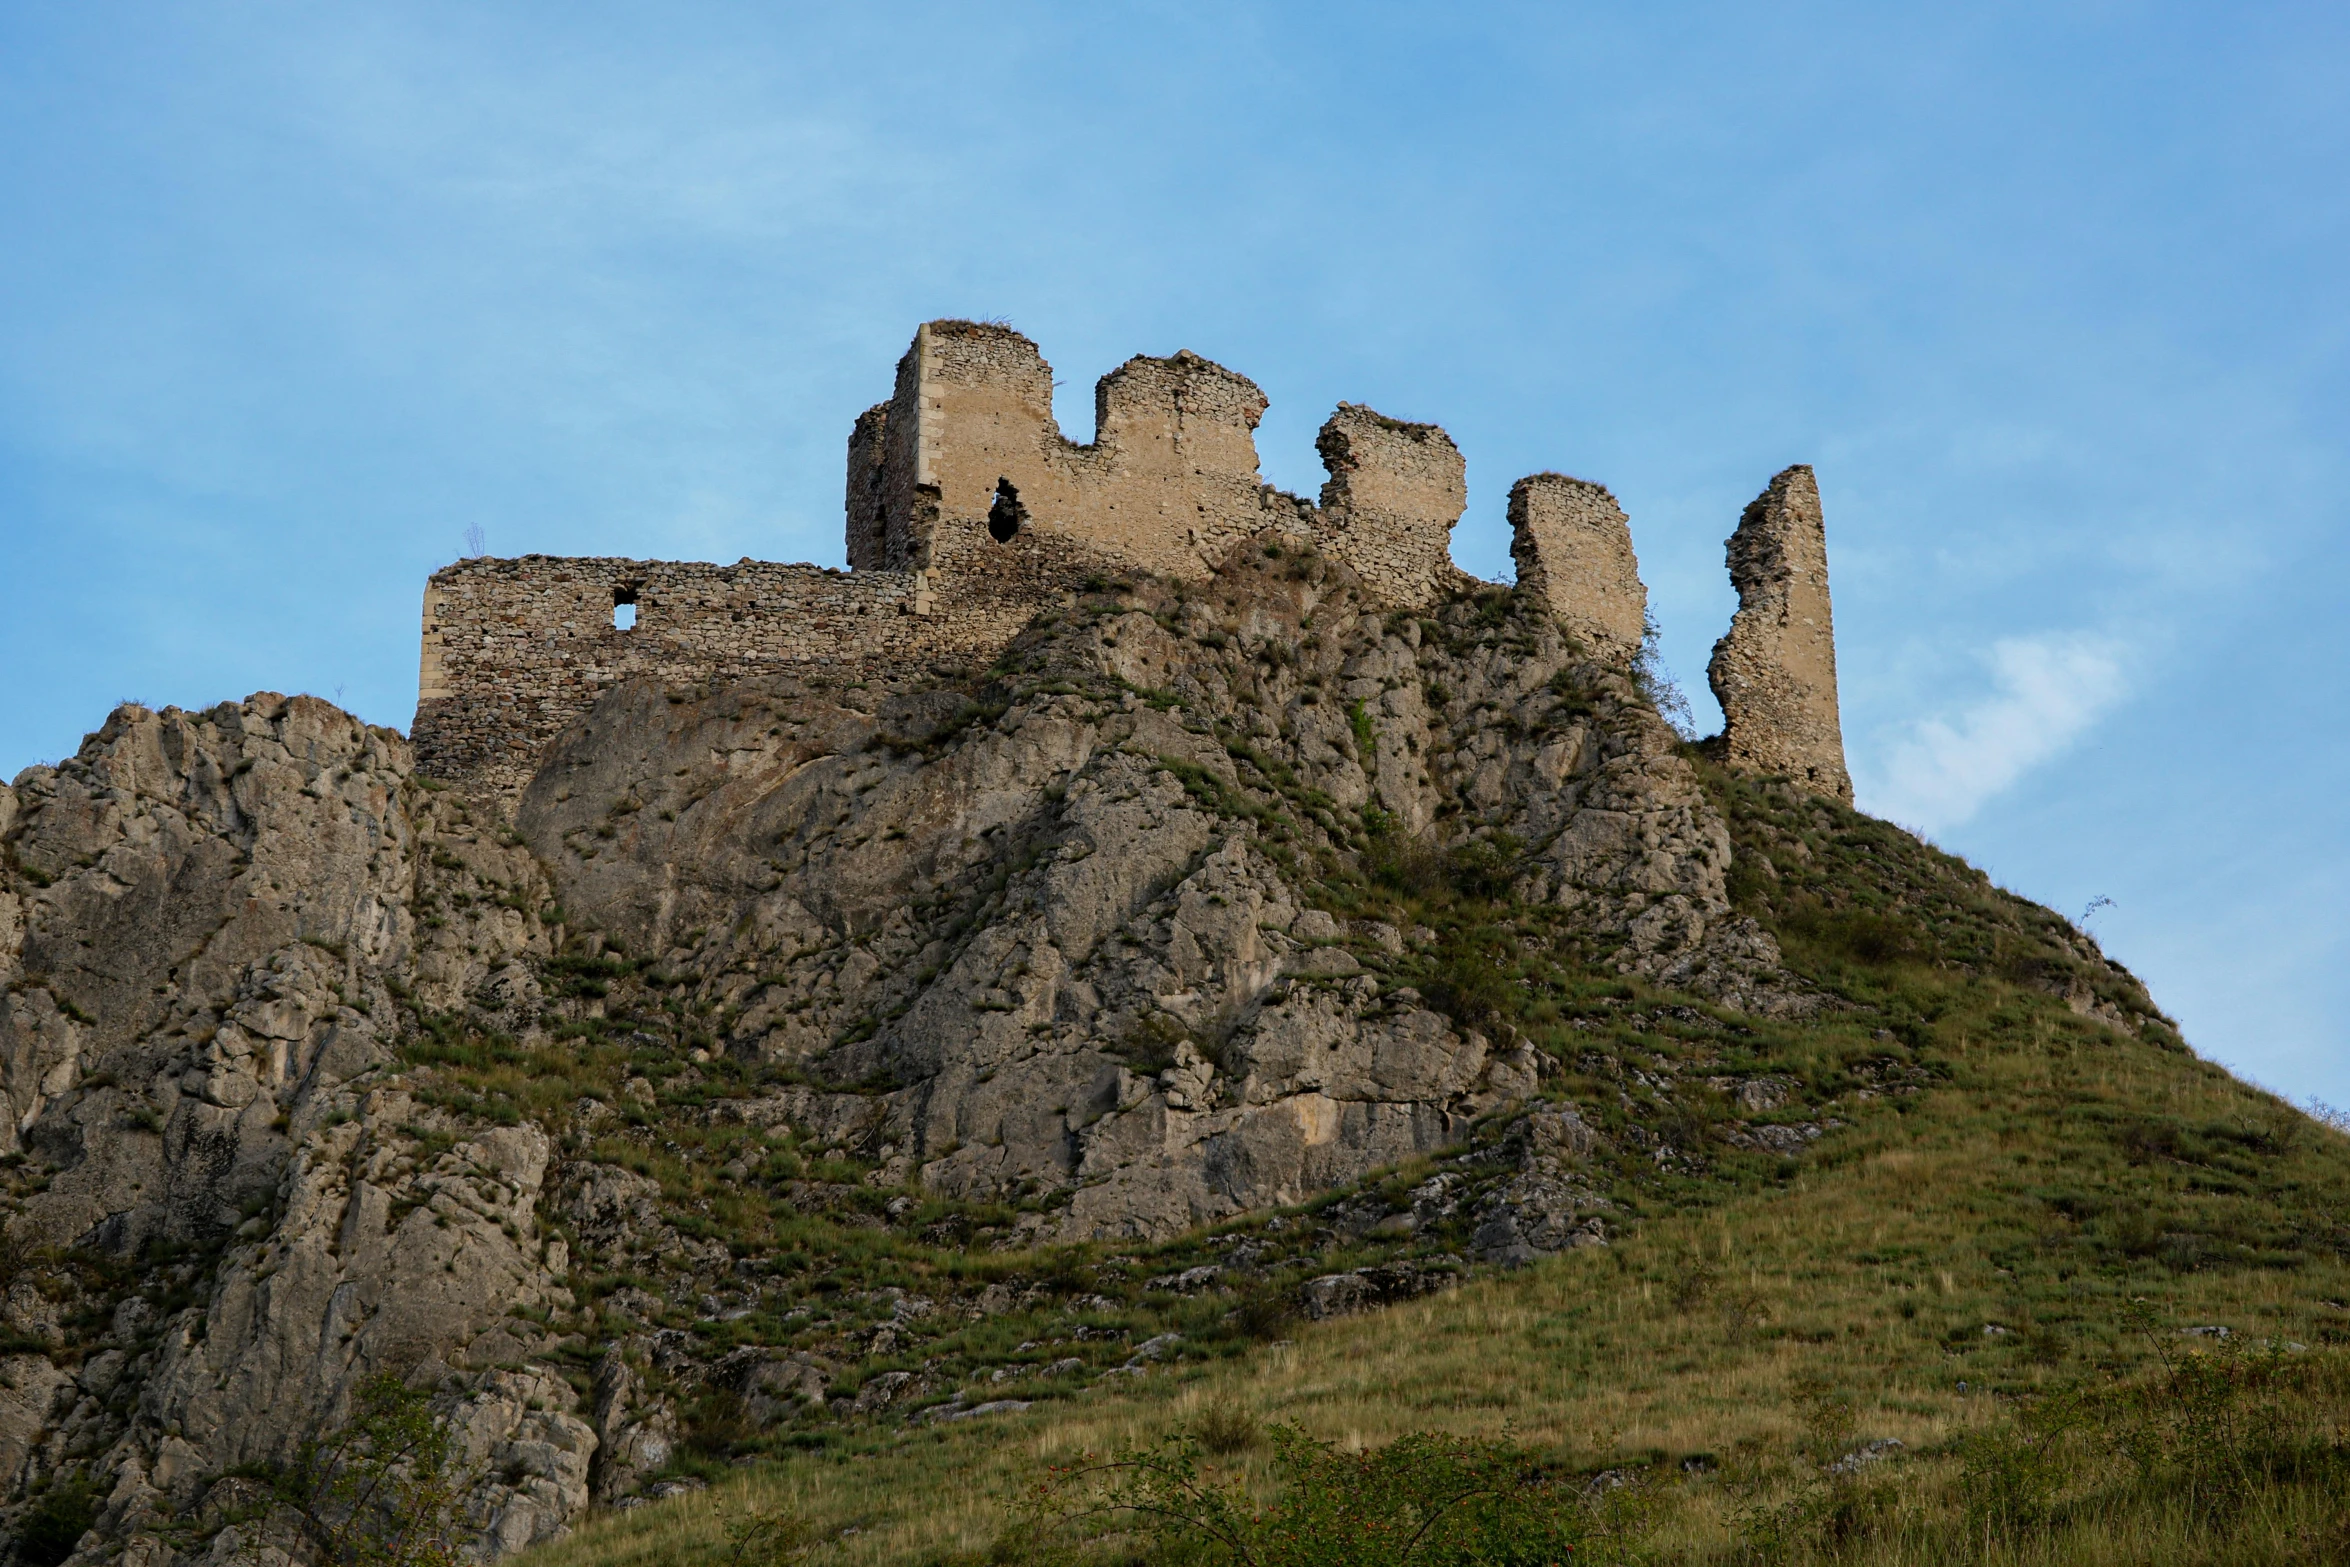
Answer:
[509,540,1795,1249]
[0,537,2156,1567]
[0,698,590,1563]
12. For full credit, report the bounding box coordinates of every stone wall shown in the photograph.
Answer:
[410,320,1851,805]
[1707,465,1852,802]
[413,556,957,797]
[411,322,1489,794]
[1314,404,1469,605]
[856,320,1275,582]
[1506,473,1647,662]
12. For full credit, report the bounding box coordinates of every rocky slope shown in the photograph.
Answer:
[513,541,1800,1238]
[0,539,2167,1567]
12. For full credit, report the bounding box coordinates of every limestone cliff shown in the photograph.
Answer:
[0,536,2156,1567]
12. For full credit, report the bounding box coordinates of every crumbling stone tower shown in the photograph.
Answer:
[1315,405,1469,607]
[846,320,1281,590]
[1506,474,1647,662]
[1707,465,1853,802]
[845,321,1469,612]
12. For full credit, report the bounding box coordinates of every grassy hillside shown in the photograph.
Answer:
[507,764,2350,1567]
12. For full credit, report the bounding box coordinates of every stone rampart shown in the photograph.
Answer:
[1707,465,1852,802]
[1506,474,1646,661]
[413,556,969,797]
[411,319,1851,803]
[847,323,1469,600]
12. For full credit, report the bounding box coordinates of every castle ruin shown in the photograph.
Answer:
[1707,465,1853,804]
[412,321,1850,800]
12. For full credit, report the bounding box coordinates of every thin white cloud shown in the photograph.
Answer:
[1862,633,2129,833]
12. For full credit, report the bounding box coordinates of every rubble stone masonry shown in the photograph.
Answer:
[1707,465,1853,802]
[415,558,939,798]
[1505,474,1647,662]
[412,321,1851,801]
[1313,404,1470,606]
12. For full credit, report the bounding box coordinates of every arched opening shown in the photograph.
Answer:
[988,477,1027,543]
[613,585,639,631]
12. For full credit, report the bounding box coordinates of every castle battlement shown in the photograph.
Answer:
[411,321,1851,801]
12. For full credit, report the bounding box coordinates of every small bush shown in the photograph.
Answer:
[283,1372,464,1567]
[715,1501,816,1567]
[1193,1397,1258,1455]
[1424,941,1513,1035]
[1667,1254,1718,1312]
[1783,904,1922,968]
[1113,1013,1191,1076]
[16,1476,98,1567]
[1631,611,1696,740]
[1230,1290,1298,1342]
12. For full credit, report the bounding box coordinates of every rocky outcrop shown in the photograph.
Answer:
[513,539,1794,1244]
[0,698,581,1565]
[0,535,1822,1565]
[1707,465,1853,802]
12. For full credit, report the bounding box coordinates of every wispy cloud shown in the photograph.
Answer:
[1862,633,2129,833]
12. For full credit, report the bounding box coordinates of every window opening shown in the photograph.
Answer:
[988,477,1027,543]
[613,586,639,631]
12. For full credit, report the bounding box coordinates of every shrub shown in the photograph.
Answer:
[16,1476,98,1567]
[715,1501,815,1567]
[282,1372,465,1567]
[1781,904,1922,969]
[1194,1398,1259,1455]
[1424,941,1513,1036]
[1229,1289,1299,1343]
[1443,835,1521,902]
[1631,612,1696,740]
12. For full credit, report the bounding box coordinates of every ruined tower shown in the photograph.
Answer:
[1707,464,1852,802]
[1505,474,1647,663]
[846,320,1276,586]
[1314,404,1467,606]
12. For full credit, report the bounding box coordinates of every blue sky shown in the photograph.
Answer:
[3,3,2343,1103]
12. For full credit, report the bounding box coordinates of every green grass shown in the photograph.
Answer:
[496,750,2350,1566]
[364,568,2347,1566]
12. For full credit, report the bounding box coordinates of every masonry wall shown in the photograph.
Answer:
[855,322,1467,608]
[1707,465,1853,802]
[1505,474,1647,662]
[412,555,973,797]
[410,320,1749,797]
[864,321,1278,583]
[1311,405,1469,606]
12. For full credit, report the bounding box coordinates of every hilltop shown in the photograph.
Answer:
[1,318,2344,1567]
[2,538,2343,1567]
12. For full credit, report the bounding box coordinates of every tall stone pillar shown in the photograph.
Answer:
[1707,465,1852,802]
[1312,404,1465,606]
[1506,473,1647,663]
